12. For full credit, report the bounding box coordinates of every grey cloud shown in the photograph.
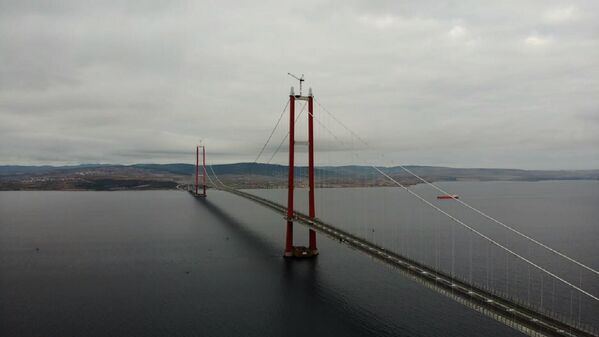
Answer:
[1,0,598,169]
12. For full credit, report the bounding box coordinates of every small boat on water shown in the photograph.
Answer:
[437,194,459,200]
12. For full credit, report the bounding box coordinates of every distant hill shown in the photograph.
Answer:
[378,165,599,182]
[1,163,597,191]
[129,163,289,176]
[2,162,599,181]
[0,164,110,176]
[123,163,599,181]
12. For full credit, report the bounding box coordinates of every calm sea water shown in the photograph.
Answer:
[1,181,598,336]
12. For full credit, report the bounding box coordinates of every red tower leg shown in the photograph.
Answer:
[308,93,318,254]
[195,146,199,194]
[202,146,207,196]
[284,93,296,257]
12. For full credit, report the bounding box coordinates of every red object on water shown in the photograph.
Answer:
[437,194,459,200]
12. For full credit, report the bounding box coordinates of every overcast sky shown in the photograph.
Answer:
[1,0,598,169]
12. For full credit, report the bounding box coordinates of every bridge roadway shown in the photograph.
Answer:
[190,187,596,337]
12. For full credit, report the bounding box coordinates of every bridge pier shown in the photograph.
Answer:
[284,87,318,258]
[284,221,294,257]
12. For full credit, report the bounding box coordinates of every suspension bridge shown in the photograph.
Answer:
[186,84,599,337]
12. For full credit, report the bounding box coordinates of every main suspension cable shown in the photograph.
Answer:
[204,166,218,188]
[314,97,599,277]
[307,106,599,302]
[266,101,308,164]
[372,166,599,302]
[208,164,226,188]
[254,99,290,163]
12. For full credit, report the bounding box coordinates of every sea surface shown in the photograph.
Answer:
[1,180,598,337]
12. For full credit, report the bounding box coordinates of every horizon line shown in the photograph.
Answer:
[1,162,598,172]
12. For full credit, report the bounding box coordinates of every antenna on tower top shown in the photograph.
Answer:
[287,73,304,96]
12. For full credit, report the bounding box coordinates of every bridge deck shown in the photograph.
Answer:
[191,187,596,337]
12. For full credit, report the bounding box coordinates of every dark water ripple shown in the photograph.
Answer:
[1,181,597,336]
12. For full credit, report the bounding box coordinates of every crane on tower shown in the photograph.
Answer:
[287,72,305,96]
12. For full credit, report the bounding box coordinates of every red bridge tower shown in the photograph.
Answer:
[194,145,207,197]
[284,86,318,258]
